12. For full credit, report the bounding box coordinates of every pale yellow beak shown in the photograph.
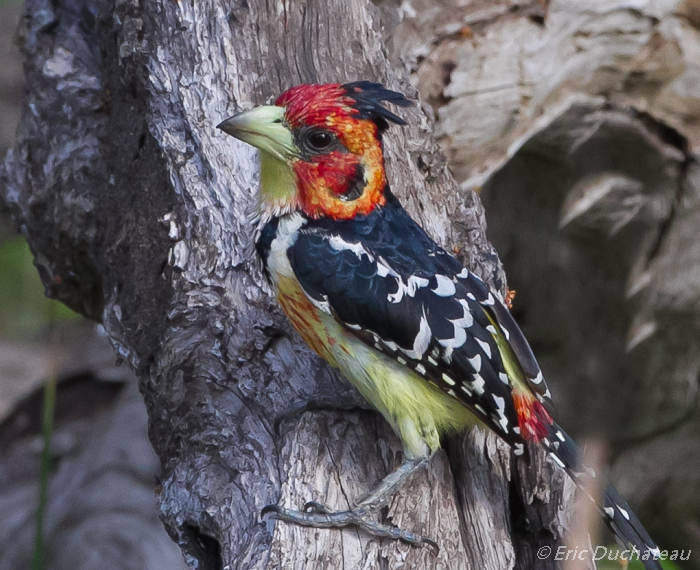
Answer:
[217,105,298,162]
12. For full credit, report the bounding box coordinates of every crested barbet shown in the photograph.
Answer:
[218,81,661,568]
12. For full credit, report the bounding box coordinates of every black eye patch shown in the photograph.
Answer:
[339,163,365,202]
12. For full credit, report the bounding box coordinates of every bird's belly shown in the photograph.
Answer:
[273,275,478,458]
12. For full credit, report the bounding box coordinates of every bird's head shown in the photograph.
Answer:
[218,81,411,222]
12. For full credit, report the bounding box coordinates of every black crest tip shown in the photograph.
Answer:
[342,81,412,130]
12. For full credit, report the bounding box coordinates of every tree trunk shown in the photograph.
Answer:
[8,0,671,568]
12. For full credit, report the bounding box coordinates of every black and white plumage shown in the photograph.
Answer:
[221,81,661,568]
[257,190,661,567]
[260,190,550,440]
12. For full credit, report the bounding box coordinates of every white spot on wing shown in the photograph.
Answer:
[556,431,565,442]
[438,327,466,349]
[499,373,509,384]
[493,395,505,414]
[328,235,374,262]
[415,363,426,375]
[407,275,430,296]
[386,272,429,304]
[618,506,630,520]
[442,373,456,386]
[432,274,456,297]
[472,374,485,395]
[486,325,498,335]
[400,311,431,359]
[468,354,481,372]
[604,507,615,518]
[442,346,453,363]
[452,299,474,329]
[482,293,495,306]
[501,327,510,340]
[476,338,492,359]
[457,268,469,279]
[377,256,399,277]
[514,443,525,456]
[467,293,476,301]
[493,395,508,431]
[439,299,474,350]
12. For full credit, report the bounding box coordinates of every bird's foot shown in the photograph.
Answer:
[261,457,437,550]
[261,501,438,550]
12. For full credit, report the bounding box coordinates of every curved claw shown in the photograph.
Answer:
[421,535,440,554]
[304,501,331,514]
[260,504,283,519]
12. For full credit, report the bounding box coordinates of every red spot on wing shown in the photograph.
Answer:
[513,390,552,442]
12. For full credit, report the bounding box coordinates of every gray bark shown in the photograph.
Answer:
[0,0,610,568]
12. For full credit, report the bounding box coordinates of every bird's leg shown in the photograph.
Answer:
[262,457,437,549]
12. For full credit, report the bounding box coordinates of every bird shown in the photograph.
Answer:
[218,81,662,568]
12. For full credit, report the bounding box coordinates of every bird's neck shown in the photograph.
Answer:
[255,151,300,223]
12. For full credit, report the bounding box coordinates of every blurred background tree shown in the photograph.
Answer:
[0,5,187,568]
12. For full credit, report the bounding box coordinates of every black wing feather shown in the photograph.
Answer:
[288,192,535,443]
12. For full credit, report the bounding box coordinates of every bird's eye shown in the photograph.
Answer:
[307,131,334,151]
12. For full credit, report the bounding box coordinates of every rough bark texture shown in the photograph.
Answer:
[4,0,694,568]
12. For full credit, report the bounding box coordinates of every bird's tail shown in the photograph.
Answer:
[539,422,662,570]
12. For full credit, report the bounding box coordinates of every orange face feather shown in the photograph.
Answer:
[275,275,338,365]
[275,84,388,220]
